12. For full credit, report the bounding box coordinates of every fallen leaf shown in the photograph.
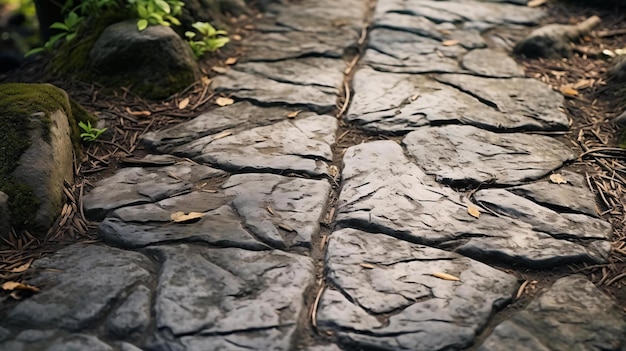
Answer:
[527,0,548,7]
[212,66,228,74]
[201,76,212,86]
[442,39,459,46]
[212,131,232,140]
[1,281,39,292]
[287,110,301,119]
[432,272,460,281]
[232,34,242,41]
[267,206,276,216]
[549,173,567,184]
[9,262,31,273]
[467,205,481,218]
[9,291,23,300]
[178,98,190,110]
[410,93,420,101]
[170,211,204,223]
[559,86,579,97]
[328,165,339,178]
[360,263,375,269]
[216,97,234,107]
[125,107,151,116]
[572,79,592,90]
[225,57,238,65]
[602,49,616,58]
[279,223,295,232]
[438,29,451,36]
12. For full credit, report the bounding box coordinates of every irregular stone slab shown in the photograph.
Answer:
[317,228,518,351]
[223,174,331,248]
[147,244,314,349]
[474,188,611,240]
[106,285,151,340]
[142,102,294,153]
[436,74,568,130]
[214,66,338,114]
[174,116,337,176]
[2,244,152,331]
[479,276,626,351]
[306,344,344,351]
[403,125,576,185]
[347,67,568,133]
[263,0,366,34]
[461,49,525,77]
[509,170,598,216]
[337,141,608,267]
[83,159,226,220]
[0,332,115,351]
[240,31,356,62]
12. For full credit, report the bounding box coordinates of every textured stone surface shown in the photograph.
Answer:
[173,116,337,176]
[403,125,576,185]
[317,228,518,351]
[346,67,569,133]
[106,285,151,340]
[148,244,314,349]
[461,49,525,77]
[2,244,153,330]
[0,332,116,351]
[479,276,626,351]
[336,141,609,266]
[83,159,226,220]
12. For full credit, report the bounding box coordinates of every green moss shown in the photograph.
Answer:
[0,83,95,230]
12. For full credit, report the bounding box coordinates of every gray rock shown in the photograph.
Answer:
[2,244,153,331]
[173,116,337,177]
[509,170,599,216]
[106,285,151,339]
[89,20,199,99]
[474,188,611,240]
[306,344,344,351]
[142,102,298,153]
[317,228,518,351]
[0,191,10,239]
[0,332,115,351]
[83,160,226,220]
[223,174,332,248]
[403,125,576,185]
[610,55,626,81]
[461,49,525,77]
[147,244,314,348]
[336,141,608,266]
[436,74,568,130]
[478,275,626,351]
[346,67,568,133]
[240,31,355,62]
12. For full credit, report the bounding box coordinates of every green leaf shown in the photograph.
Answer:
[137,19,149,31]
[66,32,77,42]
[136,4,148,18]
[149,12,164,24]
[167,16,180,26]
[49,22,69,31]
[154,0,170,14]
[185,31,196,39]
[24,47,45,57]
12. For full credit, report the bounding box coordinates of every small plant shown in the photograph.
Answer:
[25,10,84,56]
[78,121,107,142]
[127,0,183,31]
[185,22,229,58]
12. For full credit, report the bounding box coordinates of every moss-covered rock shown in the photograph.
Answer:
[0,83,95,234]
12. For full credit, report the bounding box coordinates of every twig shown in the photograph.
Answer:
[311,281,326,330]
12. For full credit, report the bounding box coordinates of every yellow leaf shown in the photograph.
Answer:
[287,110,301,119]
[170,211,204,223]
[1,281,40,292]
[178,98,190,110]
[559,86,579,97]
[360,263,375,269]
[432,272,460,281]
[216,97,234,107]
[549,173,567,184]
[527,0,548,7]
[442,39,459,46]
[9,262,31,273]
[212,66,228,74]
[467,205,481,218]
[225,57,238,65]
[201,76,212,86]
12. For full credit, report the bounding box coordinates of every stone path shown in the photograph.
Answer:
[2,0,626,350]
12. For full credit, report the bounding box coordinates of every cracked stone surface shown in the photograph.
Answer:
[347,67,569,133]
[403,125,576,185]
[461,49,525,77]
[336,140,609,266]
[172,115,337,176]
[479,276,626,351]
[83,158,226,220]
[317,228,518,351]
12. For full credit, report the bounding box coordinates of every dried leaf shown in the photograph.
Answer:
[442,39,459,46]
[278,223,295,232]
[549,173,568,184]
[287,110,301,119]
[212,131,232,140]
[467,205,481,218]
[232,34,242,41]
[1,281,39,292]
[225,57,238,65]
[410,93,420,101]
[267,206,276,216]
[572,79,592,90]
[170,211,204,223]
[9,262,31,273]
[360,263,375,269]
[328,165,339,178]
[178,98,190,110]
[527,0,548,7]
[201,76,212,86]
[125,107,151,116]
[559,86,579,97]
[432,272,460,281]
[212,66,228,74]
[216,97,234,106]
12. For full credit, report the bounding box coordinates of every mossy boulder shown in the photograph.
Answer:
[0,83,95,236]
[89,20,200,99]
